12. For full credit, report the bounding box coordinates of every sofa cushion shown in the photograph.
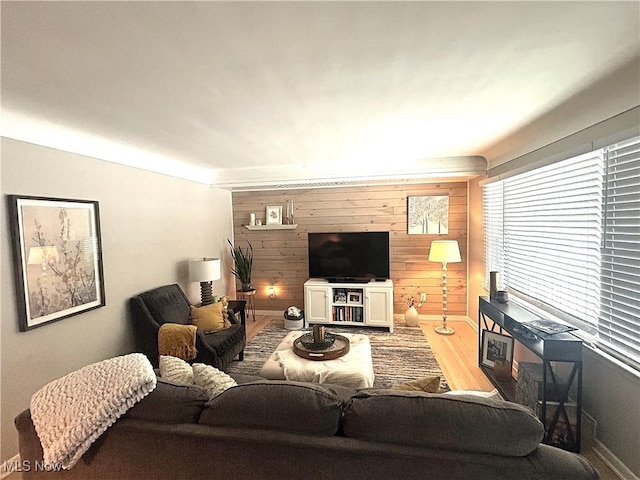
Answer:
[191,303,230,333]
[392,375,440,393]
[199,380,350,436]
[342,389,544,457]
[229,373,265,384]
[192,363,237,400]
[202,324,244,356]
[444,388,501,399]
[124,377,208,423]
[159,355,194,384]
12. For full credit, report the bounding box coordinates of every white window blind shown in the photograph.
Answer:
[482,181,504,287]
[599,137,640,367]
[504,152,603,329]
[483,135,640,370]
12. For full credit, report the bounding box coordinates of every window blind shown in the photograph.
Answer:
[503,152,603,328]
[599,137,640,368]
[482,181,505,288]
[482,135,640,370]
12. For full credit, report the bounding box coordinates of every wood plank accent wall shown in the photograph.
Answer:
[231,182,467,316]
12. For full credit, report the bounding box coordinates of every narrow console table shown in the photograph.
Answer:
[478,296,583,452]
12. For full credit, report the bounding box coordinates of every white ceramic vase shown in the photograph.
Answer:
[404,306,419,327]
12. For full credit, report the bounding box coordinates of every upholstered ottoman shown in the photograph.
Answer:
[260,331,375,389]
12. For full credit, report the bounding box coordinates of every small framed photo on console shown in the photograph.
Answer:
[347,292,362,305]
[481,330,514,368]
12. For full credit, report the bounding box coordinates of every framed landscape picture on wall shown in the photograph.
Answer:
[407,195,449,234]
[8,195,106,331]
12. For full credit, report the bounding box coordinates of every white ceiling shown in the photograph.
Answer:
[2,1,639,190]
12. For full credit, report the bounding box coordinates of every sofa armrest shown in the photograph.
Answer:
[129,297,162,367]
[227,300,246,328]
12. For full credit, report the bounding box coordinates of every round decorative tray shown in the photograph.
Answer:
[293,333,350,361]
[298,332,336,350]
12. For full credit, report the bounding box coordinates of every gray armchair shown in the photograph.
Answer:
[129,284,245,370]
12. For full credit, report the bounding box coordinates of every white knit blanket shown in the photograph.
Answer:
[30,353,157,469]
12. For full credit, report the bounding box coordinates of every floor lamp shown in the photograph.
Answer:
[428,240,461,335]
[188,257,221,306]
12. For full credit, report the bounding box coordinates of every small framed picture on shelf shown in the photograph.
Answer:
[347,292,362,305]
[481,330,514,368]
[334,290,347,303]
[265,205,283,225]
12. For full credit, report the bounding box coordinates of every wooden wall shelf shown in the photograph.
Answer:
[244,224,297,231]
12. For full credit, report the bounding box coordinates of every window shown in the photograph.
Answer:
[483,136,640,370]
[599,137,640,365]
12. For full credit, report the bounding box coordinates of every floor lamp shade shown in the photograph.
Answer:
[429,240,461,336]
[189,258,221,306]
[428,240,462,264]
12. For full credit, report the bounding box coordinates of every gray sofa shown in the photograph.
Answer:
[15,373,599,480]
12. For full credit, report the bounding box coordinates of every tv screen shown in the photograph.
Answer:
[308,232,390,282]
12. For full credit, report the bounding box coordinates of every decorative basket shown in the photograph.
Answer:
[298,332,335,351]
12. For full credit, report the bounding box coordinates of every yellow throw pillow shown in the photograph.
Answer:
[190,302,230,333]
[392,375,441,393]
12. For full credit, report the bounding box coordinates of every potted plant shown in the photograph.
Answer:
[228,239,253,292]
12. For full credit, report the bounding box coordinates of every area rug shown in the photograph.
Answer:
[227,319,450,391]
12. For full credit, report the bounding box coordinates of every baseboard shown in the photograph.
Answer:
[255,309,283,317]
[581,410,596,447]
[1,454,21,479]
[590,438,639,480]
[258,312,474,323]
[417,314,472,322]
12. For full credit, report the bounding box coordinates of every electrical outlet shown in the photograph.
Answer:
[420,292,427,302]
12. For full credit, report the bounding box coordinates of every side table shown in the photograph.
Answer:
[236,289,256,322]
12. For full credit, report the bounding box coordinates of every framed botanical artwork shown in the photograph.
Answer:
[7,195,106,331]
[407,195,449,234]
[481,330,514,368]
[266,205,282,225]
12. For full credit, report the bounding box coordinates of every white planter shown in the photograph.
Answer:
[284,317,304,330]
[404,306,420,327]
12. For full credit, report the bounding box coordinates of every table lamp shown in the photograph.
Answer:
[428,240,461,335]
[188,257,221,306]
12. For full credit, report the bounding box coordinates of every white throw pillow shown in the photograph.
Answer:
[159,355,194,385]
[192,363,237,400]
[443,388,501,399]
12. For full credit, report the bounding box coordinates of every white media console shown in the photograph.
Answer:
[303,278,394,332]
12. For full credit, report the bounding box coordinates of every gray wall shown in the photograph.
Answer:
[0,138,234,461]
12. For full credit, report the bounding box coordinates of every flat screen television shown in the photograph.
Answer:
[308,232,390,282]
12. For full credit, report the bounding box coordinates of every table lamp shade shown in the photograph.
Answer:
[27,246,60,265]
[428,240,461,264]
[188,258,221,282]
